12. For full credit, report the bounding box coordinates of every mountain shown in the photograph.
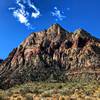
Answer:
[0,24,100,89]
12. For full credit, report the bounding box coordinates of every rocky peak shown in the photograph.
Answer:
[47,23,68,35]
[48,23,62,30]
[0,24,100,89]
[73,28,91,39]
[72,29,92,48]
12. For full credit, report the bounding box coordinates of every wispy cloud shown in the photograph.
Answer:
[9,0,41,29]
[9,0,67,29]
[14,0,30,27]
[27,0,41,18]
[8,7,16,10]
[51,7,66,21]
[13,9,30,27]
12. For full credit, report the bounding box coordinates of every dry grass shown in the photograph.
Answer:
[0,80,100,100]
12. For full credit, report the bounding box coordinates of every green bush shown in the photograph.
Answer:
[25,94,33,100]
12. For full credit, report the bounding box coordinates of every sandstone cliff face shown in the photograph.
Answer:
[0,24,100,89]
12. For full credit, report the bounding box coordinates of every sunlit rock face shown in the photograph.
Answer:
[0,24,100,89]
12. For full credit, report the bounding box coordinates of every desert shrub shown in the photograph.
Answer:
[57,84,63,89]
[59,89,71,96]
[5,90,14,97]
[17,97,22,100]
[97,93,100,98]
[0,80,99,99]
[25,94,33,100]
[41,92,51,97]
[19,86,33,96]
[84,90,93,96]
[0,96,4,100]
[0,91,6,100]
[32,88,41,95]
[0,95,8,100]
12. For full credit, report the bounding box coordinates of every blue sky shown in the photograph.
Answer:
[0,0,100,59]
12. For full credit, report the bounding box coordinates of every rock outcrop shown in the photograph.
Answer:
[0,24,100,89]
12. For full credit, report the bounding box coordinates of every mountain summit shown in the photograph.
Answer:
[0,24,100,89]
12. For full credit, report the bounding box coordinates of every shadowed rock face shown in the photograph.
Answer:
[0,24,100,89]
[0,59,3,64]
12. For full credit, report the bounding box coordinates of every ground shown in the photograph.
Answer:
[0,80,100,100]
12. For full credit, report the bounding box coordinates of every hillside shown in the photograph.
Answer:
[0,24,100,89]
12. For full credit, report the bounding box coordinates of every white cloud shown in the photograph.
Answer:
[12,0,31,28]
[51,7,66,21]
[9,0,41,29]
[9,0,67,29]
[31,11,40,18]
[13,9,29,26]
[8,7,16,10]
[27,0,41,18]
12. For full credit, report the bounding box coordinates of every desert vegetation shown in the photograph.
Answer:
[0,80,100,100]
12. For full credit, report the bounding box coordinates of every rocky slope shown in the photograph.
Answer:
[0,24,100,89]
